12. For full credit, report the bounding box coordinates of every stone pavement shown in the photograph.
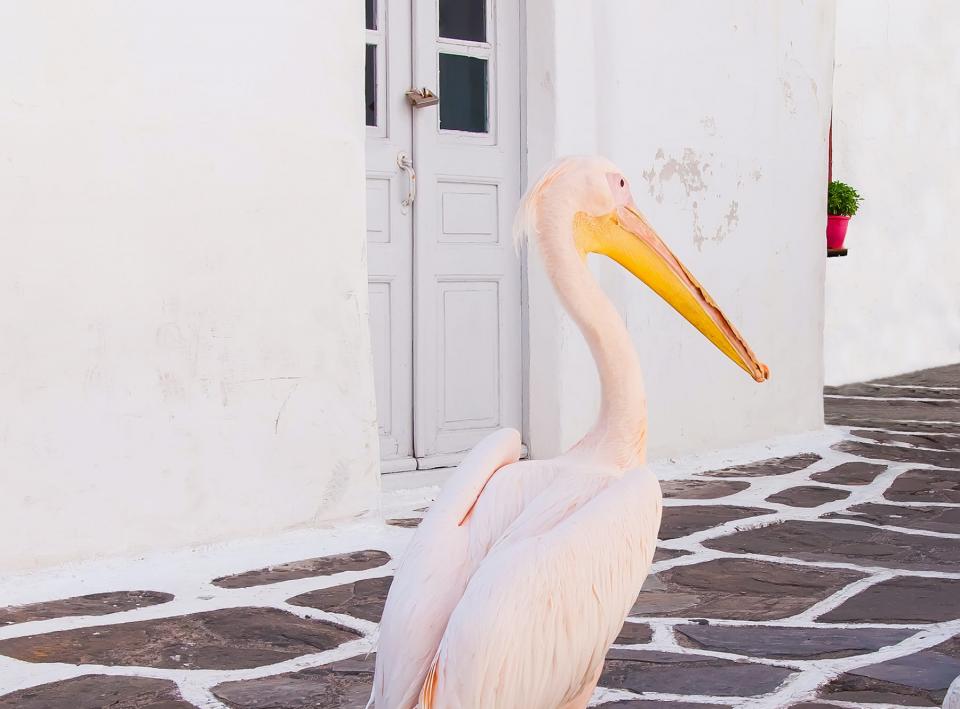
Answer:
[1,364,958,708]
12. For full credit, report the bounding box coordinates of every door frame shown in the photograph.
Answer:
[365,0,532,472]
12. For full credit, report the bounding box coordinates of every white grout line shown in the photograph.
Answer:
[814,516,960,539]
[825,393,960,403]
[862,499,960,509]
[274,600,379,637]
[786,571,899,625]
[647,620,679,650]
[858,383,960,391]
[176,681,232,709]
[848,424,960,438]
[832,417,960,426]
[0,637,376,697]
[811,701,922,709]
[846,437,960,455]
[843,438,960,456]
[0,565,399,642]
[625,617,934,631]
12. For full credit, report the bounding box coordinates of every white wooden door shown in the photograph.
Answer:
[365,0,415,472]
[365,0,521,471]
[411,0,522,467]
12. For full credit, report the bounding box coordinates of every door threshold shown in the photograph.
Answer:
[379,453,463,472]
[380,457,418,474]
[380,444,528,475]
[380,466,455,493]
[414,452,463,470]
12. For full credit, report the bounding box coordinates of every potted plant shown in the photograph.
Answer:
[827,180,862,249]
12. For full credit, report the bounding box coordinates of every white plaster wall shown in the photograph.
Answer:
[0,2,380,572]
[525,1,835,459]
[824,0,960,384]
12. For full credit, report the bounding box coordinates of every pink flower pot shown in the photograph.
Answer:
[826,215,850,250]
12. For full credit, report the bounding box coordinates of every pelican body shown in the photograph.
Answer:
[370,156,768,709]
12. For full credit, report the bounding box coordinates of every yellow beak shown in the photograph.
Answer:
[574,206,769,382]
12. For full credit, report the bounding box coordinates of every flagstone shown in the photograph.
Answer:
[0,590,173,626]
[287,575,392,623]
[614,621,653,645]
[829,418,960,434]
[600,648,793,696]
[0,674,194,709]
[833,439,960,469]
[659,479,749,499]
[884,468,960,503]
[820,634,960,706]
[212,654,374,709]
[652,548,692,563]
[658,505,774,541]
[817,576,960,624]
[825,383,960,400]
[824,502,960,534]
[705,520,960,571]
[851,429,960,451]
[630,558,863,621]
[825,397,960,425]
[870,363,960,387]
[809,461,887,485]
[211,550,390,589]
[700,453,821,478]
[674,624,913,659]
[765,485,850,508]
[0,607,359,670]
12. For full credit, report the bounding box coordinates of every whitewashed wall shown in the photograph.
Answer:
[525,0,835,459]
[0,2,380,572]
[825,0,960,384]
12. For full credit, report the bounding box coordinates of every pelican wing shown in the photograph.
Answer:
[371,428,523,709]
[420,467,662,709]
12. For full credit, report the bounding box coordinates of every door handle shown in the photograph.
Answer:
[397,152,416,208]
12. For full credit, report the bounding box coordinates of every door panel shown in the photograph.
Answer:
[412,0,522,462]
[438,279,500,431]
[438,181,499,243]
[366,0,415,470]
[367,280,394,440]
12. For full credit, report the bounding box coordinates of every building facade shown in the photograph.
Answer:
[825,0,960,384]
[7,0,942,574]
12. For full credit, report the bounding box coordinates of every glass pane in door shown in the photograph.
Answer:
[365,44,377,127]
[439,0,485,42]
[439,53,487,133]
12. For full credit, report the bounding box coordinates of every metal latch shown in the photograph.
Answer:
[397,152,416,209]
[405,88,439,108]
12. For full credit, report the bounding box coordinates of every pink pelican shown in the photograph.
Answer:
[369,156,769,708]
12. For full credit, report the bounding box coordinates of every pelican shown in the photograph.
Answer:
[370,156,769,708]
[946,675,960,709]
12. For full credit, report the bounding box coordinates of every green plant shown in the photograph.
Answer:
[828,180,863,217]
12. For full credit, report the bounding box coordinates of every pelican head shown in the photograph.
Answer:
[516,155,769,383]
